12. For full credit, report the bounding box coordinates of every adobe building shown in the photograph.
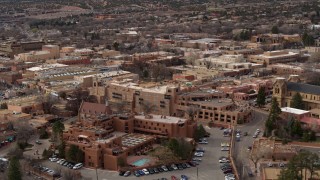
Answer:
[0,40,45,58]
[270,63,305,75]
[174,89,252,126]
[107,81,180,116]
[63,102,196,170]
[251,138,297,161]
[0,72,22,84]
[273,75,320,110]
[248,50,302,65]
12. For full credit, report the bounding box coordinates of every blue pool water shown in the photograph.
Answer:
[132,158,150,166]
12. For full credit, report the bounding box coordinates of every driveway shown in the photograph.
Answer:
[42,127,229,180]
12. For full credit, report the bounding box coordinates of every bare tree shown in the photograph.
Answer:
[36,95,59,114]
[150,63,166,82]
[185,105,200,122]
[186,53,197,68]
[308,51,320,63]
[203,59,213,69]
[141,101,157,116]
[249,146,272,173]
[15,122,33,145]
[62,169,81,180]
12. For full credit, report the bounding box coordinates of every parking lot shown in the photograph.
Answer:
[42,126,229,180]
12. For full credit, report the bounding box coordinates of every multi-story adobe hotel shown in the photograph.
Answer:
[63,102,196,170]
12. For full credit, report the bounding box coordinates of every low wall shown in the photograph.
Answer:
[229,126,240,180]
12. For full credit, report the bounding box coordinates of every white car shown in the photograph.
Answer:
[221,147,230,151]
[198,141,208,144]
[192,157,202,161]
[47,170,55,175]
[194,152,204,157]
[49,158,58,162]
[142,168,149,175]
[171,164,178,170]
[161,165,168,172]
[219,158,230,163]
[57,159,65,164]
[73,163,83,170]
[267,162,273,167]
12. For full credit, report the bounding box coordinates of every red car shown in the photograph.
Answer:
[171,175,178,180]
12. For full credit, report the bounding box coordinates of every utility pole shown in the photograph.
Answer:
[96,166,98,180]
[197,167,199,179]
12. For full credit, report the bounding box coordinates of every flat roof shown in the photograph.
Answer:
[135,114,187,124]
[281,107,309,115]
[195,98,233,107]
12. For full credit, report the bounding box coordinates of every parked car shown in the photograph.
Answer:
[73,163,83,170]
[124,171,131,177]
[198,141,208,144]
[161,165,168,172]
[49,158,58,162]
[267,162,273,167]
[279,163,285,167]
[35,140,42,145]
[148,168,155,174]
[188,162,197,167]
[153,167,159,173]
[134,170,140,177]
[142,168,149,175]
[158,167,164,172]
[138,170,145,176]
[185,163,191,168]
[181,174,188,180]
[195,147,205,152]
[194,152,204,157]
[221,147,230,151]
[171,175,178,180]
[119,171,125,176]
[219,158,230,163]
[57,159,65,164]
[176,163,183,170]
[171,164,178,170]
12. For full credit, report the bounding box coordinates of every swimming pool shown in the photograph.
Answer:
[132,158,150,166]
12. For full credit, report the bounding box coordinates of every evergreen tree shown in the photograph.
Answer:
[291,119,303,137]
[271,26,279,34]
[194,124,206,141]
[58,140,66,158]
[0,103,8,109]
[278,150,320,180]
[256,87,266,107]
[66,145,84,163]
[291,93,304,110]
[8,156,22,180]
[52,121,65,142]
[265,97,281,136]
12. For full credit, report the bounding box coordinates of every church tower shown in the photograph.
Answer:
[273,77,287,107]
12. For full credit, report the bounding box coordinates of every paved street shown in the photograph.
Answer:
[42,127,229,180]
[233,109,268,180]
